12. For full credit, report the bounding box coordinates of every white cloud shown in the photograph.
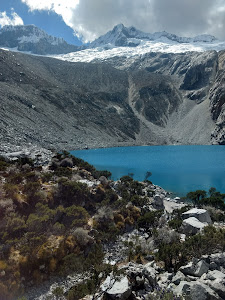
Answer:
[21,0,79,28]
[21,0,225,41]
[0,10,24,27]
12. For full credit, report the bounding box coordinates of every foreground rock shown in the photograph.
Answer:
[180,259,209,277]
[182,208,212,224]
[175,281,220,300]
[182,217,207,234]
[102,275,132,300]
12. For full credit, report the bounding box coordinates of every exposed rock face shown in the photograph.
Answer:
[102,275,132,300]
[182,217,207,234]
[180,260,209,277]
[182,208,212,224]
[209,51,225,145]
[0,25,78,55]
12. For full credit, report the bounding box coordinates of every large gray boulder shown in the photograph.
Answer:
[210,252,225,267]
[182,208,212,224]
[102,275,132,300]
[99,176,108,186]
[189,282,220,300]
[180,260,209,277]
[142,263,157,287]
[174,281,193,296]
[182,217,207,234]
[175,281,220,299]
[204,270,225,281]
[194,260,210,277]
[172,271,187,285]
[153,194,164,209]
[202,270,225,298]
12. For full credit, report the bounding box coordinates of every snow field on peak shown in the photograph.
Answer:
[51,39,225,64]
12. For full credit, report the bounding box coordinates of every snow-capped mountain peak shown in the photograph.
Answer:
[0,24,78,55]
[88,24,218,49]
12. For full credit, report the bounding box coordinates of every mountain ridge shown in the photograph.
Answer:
[88,23,218,48]
[0,24,78,55]
[0,24,224,152]
[0,47,224,154]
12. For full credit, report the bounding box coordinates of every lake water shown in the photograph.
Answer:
[70,145,225,196]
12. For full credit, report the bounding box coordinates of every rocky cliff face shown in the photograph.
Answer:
[94,49,224,145]
[209,51,225,144]
[0,45,224,152]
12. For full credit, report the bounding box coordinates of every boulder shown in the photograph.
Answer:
[60,158,73,168]
[99,176,108,186]
[189,282,220,300]
[172,271,187,285]
[157,272,173,288]
[175,281,220,299]
[142,263,157,287]
[202,270,225,298]
[182,217,207,234]
[194,260,209,277]
[205,270,225,281]
[180,262,196,276]
[210,252,225,267]
[102,275,132,300]
[182,208,212,224]
[174,281,193,296]
[135,275,145,288]
[153,194,164,209]
[179,260,209,277]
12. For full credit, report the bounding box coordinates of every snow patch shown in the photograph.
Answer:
[50,39,225,64]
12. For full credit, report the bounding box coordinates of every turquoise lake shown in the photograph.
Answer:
[70,145,225,196]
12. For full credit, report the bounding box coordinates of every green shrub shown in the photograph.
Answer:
[137,210,163,229]
[7,173,23,184]
[56,179,90,206]
[157,225,225,271]
[0,156,10,171]
[186,188,225,210]
[41,172,53,182]
[67,279,95,300]
[64,205,89,228]
[93,170,112,179]
[54,167,72,178]
[4,183,19,199]
[168,218,182,230]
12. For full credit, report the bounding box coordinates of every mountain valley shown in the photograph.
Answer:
[0,24,225,153]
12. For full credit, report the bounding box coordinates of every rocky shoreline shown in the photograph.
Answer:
[23,178,225,300]
[0,149,224,300]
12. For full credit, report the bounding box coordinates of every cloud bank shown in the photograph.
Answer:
[21,0,79,28]
[21,0,225,42]
[0,10,24,27]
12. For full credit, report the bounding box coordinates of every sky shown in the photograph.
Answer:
[0,0,225,45]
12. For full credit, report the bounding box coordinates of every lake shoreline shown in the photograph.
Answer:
[71,145,225,196]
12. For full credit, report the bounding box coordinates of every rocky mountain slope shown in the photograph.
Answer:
[0,25,78,55]
[0,45,224,152]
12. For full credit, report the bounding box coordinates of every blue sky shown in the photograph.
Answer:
[0,0,82,45]
[0,0,225,44]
